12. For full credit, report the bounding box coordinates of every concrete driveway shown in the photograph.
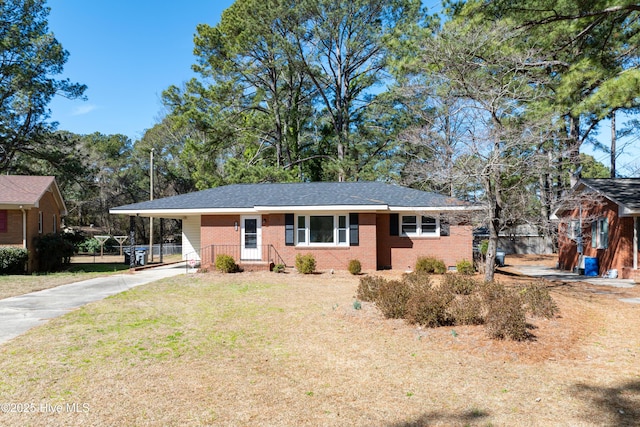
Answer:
[507,264,640,304]
[0,263,187,346]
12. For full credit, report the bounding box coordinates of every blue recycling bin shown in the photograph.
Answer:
[584,256,599,277]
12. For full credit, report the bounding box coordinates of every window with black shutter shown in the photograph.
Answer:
[349,213,359,246]
[285,213,294,245]
[390,213,399,236]
[440,214,450,236]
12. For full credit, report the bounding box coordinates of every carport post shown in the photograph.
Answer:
[129,216,136,269]
[159,218,164,264]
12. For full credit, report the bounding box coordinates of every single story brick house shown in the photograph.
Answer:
[110,182,478,271]
[555,178,640,281]
[0,175,67,272]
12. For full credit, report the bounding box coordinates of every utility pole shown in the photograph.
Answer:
[610,111,616,178]
[149,148,155,262]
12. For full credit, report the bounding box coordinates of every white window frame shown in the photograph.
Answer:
[568,219,580,240]
[591,217,608,249]
[401,214,440,238]
[296,214,349,247]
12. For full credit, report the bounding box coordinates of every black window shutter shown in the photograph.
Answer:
[440,214,450,236]
[349,213,359,246]
[285,213,294,246]
[390,213,399,236]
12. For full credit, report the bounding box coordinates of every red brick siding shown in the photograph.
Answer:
[265,213,378,271]
[0,195,63,244]
[200,212,473,271]
[200,215,240,267]
[558,198,639,277]
[376,213,473,270]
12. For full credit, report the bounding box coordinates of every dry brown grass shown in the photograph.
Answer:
[0,265,639,426]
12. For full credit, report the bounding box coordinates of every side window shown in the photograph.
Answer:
[297,216,306,244]
[421,216,437,235]
[38,211,43,234]
[401,216,417,235]
[591,218,608,249]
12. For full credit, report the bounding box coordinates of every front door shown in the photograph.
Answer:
[241,215,261,260]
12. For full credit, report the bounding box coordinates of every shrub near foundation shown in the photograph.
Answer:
[456,259,475,275]
[215,254,238,273]
[348,259,362,275]
[0,247,28,274]
[415,256,446,274]
[295,253,316,274]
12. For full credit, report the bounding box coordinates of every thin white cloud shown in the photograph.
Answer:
[71,104,98,116]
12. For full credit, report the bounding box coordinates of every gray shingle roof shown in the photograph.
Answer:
[581,178,640,210]
[111,182,472,212]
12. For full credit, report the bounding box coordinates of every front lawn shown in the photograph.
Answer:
[0,270,638,426]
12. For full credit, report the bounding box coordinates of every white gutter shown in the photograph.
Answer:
[254,205,387,212]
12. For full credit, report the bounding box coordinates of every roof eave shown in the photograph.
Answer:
[110,204,479,217]
[0,203,37,210]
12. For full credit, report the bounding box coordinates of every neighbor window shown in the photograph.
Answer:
[296,214,349,246]
[591,217,608,249]
[569,219,580,240]
[38,211,43,234]
[401,215,439,237]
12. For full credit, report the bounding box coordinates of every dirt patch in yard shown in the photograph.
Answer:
[0,262,638,426]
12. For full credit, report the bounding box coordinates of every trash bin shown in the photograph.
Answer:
[124,248,132,265]
[135,248,148,266]
[584,256,599,277]
[495,249,506,267]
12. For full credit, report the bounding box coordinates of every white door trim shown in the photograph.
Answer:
[240,215,262,260]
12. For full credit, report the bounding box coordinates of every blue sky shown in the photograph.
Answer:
[48,0,235,141]
[46,1,636,175]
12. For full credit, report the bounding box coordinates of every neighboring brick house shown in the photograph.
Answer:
[110,182,478,271]
[555,178,640,281]
[0,175,67,272]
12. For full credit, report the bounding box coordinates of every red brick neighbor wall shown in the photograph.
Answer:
[558,198,639,278]
[376,214,473,270]
[1,191,64,272]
